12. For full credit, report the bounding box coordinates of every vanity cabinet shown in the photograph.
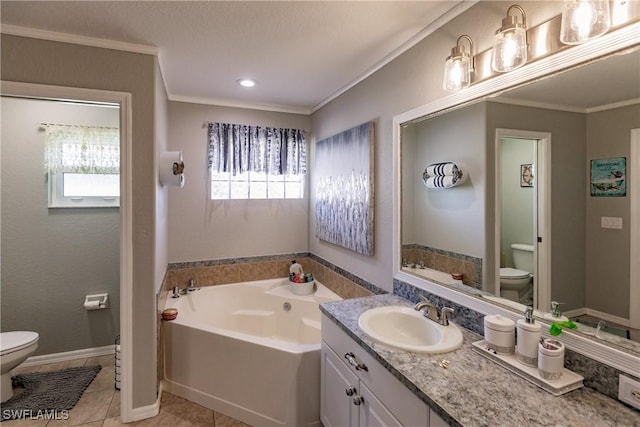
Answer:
[321,315,448,427]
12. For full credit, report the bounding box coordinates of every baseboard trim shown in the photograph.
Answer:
[22,345,115,367]
[127,388,162,423]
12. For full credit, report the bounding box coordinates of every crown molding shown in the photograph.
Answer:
[1,24,158,56]
[310,0,477,113]
[168,94,312,116]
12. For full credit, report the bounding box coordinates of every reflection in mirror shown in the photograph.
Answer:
[399,46,640,354]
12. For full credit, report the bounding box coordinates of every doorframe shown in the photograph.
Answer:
[1,81,134,422]
[494,129,552,311]
[630,129,640,329]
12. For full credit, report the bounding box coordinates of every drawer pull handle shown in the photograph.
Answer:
[344,352,368,372]
[345,386,356,396]
[353,395,364,406]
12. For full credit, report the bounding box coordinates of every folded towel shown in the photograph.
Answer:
[424,175,460,188]
[424,162,459,178]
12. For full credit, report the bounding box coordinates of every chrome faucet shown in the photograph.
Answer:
[414,295,455,326]
[171,279,200,298]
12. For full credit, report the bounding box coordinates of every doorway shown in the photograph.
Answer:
[1,81,133,421]
[495,129,551,311]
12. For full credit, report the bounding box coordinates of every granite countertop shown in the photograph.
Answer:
[320,294,640,427]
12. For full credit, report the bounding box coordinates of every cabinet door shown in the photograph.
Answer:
[321,342,359,427]
[358,382,403,427]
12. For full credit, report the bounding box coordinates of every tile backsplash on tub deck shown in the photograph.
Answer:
[162,253,385,300]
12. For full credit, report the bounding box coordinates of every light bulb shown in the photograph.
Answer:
[560,0,610,45]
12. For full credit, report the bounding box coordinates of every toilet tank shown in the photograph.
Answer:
[511,243,534,273]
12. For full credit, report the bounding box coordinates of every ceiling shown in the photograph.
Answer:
[0,1,461,114]
[496,47,640,112]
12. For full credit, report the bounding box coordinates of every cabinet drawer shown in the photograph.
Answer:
[322,315,429,427]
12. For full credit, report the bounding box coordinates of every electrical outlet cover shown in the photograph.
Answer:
[618,374,640,410]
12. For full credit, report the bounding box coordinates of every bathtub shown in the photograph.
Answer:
[162,277,341,427]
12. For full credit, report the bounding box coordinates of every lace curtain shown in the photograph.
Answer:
[43,124,120,174]
[207,122,306,175]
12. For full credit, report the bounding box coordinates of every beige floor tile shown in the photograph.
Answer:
[214,412,251,427]
[85,355,115,368]
[0,417,48,427]
[106,391,120,419]
[68,422,103,427]
[85,366,115,393]
[13,359,87,376]
[101,417,122,427]
[47,389,114,427]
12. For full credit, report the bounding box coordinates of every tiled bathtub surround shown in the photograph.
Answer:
[393,278,640,404]
[401,244,482,288]
[163,252,384,299]
[158,253,385,397]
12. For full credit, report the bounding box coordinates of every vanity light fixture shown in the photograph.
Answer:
[442,35,474,92]
[491,4,528,73]
[560,0,610,45]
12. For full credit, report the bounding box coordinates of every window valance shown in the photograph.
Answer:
[43,124,120,174]
[207,122,306,176]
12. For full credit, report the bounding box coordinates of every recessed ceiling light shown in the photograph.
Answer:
[238,79,256,88]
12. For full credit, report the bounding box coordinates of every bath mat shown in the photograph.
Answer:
[1,365,101,420]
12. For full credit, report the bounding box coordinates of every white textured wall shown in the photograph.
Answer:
[167,101,311,262]
[1,97,120,355]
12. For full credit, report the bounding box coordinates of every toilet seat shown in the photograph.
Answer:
[500,267,531,279]
[0,332,39,356]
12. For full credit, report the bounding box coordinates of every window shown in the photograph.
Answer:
[210,170,304,200]
[44,124,120,208]
[207,122,306,200]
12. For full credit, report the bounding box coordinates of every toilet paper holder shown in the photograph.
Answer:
[84,293,109,310]
[160,151,185,187]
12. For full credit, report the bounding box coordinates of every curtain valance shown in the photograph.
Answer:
[207,122,306,175]
[43,124,119,174]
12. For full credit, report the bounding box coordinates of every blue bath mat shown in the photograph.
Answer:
[1,365,101,420]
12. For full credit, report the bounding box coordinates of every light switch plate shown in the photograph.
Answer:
[619,374,640,409]
[601,216,623,229]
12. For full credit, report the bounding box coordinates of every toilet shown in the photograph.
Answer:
[0,331,39,402]
[500,243,534,304]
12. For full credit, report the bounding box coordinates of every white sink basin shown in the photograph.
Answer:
[358,306,463,354]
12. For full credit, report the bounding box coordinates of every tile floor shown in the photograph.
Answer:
[1,355,250,427]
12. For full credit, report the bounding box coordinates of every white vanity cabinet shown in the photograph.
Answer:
[321,315,449,427]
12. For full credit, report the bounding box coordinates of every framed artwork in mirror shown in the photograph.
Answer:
[590,157,626,197]
[520,163,533,188]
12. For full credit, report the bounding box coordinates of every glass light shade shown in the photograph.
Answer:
[492,27,528,72]
[443,55,471,92]
[560,0,610,44]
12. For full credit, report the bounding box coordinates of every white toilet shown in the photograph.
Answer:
[0,331,39,402]
[500,243,534,304]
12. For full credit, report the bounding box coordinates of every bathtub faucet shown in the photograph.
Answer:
[171,280,200,298]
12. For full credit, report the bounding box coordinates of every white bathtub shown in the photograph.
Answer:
[162,277,341,427]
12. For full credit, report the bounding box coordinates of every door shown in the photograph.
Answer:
[321,342,359,427]
[358,382,403,427]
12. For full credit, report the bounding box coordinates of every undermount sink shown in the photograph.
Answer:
[358,306,463,354]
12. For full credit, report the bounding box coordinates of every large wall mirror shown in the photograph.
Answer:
[393,18,640,373]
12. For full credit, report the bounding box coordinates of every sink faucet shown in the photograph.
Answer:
[414,295,455,326]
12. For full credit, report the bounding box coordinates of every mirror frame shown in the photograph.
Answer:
[393,20,640,377]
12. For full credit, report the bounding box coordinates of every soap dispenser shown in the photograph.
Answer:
[516,306,541,367]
